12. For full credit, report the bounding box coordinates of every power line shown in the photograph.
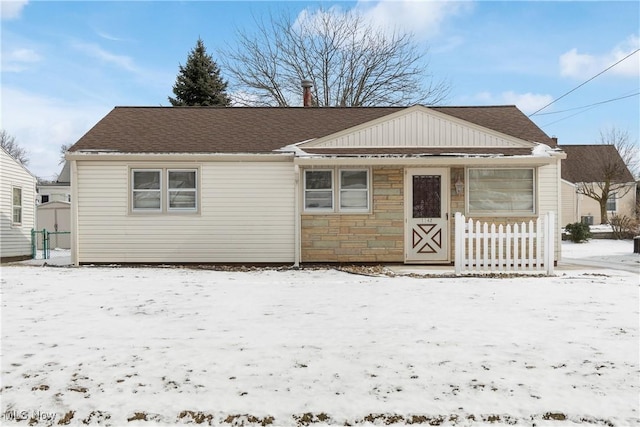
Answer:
[533,91,639,116]
[529,48,640,117]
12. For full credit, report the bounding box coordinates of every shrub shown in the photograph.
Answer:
[565,222,592,243]
[609,215,639,239]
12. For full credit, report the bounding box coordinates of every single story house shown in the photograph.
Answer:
[1,146,37,262]
[559,144,636,226]
[66,104,565,266]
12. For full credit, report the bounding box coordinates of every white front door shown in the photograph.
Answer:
[405,168,449,263]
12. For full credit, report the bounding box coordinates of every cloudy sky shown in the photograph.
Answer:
[1,0,638,180]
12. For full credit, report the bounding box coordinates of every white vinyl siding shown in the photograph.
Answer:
[468,168,535,215]
[537,161,562,262]
[75,160,295,264]
[307,107,532,149]
[1,149,36,259]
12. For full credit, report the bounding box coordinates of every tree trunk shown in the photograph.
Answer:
[599,199,609,224]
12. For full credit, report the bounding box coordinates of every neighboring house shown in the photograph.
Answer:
[37,161,71,204]
[559,144,636,226]
[66,104,565,266]
[1,147,37,262]
[36,161,71,249]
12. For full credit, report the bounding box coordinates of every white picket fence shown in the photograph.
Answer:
[454,212,555,275]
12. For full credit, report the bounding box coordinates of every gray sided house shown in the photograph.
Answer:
[1,147,37,262]
[66,105,565,266]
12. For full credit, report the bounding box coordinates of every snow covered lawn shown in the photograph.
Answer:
[1,247,638,426]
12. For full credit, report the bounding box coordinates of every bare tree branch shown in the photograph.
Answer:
[576,127,637,223]
[0,129,29,165]
[221,7,450,107]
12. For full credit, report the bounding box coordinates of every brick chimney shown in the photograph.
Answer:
[301,79,313,107]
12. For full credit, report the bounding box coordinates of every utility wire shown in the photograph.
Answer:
[529,48,640,117]
[533,91,639,116]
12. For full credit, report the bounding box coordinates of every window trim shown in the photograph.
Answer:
[167,169,198,212]
[466,167,537,216]
[606,192,617,212]
[304,169,334,212]
[303,167,371,214]
[339,168,370,211]
[131,169,163,212]
[129,167,200,214]
[12,186,22,225]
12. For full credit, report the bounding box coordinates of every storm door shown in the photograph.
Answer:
[405,168,449,263]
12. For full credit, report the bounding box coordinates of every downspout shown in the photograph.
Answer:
[70,159,79,266]
[293,164,301,268]
[553,150,566,264]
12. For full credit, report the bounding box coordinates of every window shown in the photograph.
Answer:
[131,168,198,213]
[305,170,333,210]
[468,168,535,214]
[41,195,50,203]
[132,170,161,211]
[606,192,617,212]
[12,187,22,225]
[340,169,369,210]
[168,170,197,210]
[304,168,370,212]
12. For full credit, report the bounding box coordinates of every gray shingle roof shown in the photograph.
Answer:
[69,105,556,154]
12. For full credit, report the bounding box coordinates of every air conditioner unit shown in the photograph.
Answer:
[581,215,593,225]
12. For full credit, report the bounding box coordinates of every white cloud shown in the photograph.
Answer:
[354,0,473,40]
[560,35,640,79]
[294,0,471,41]
[72,42,140,74]
[0,0,28,20]
[1,86,111,180]
[464,91,554,115]
[500,91,554,115]
[1,47,41,72]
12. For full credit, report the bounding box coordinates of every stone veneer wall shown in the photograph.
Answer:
[301,167,404,263]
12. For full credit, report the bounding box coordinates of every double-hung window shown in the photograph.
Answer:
[132,170,162,211]
[468,168,535,215]
[304,170,333,210]
[12,187,22,225]
[304,168,369,212]
[340,169,369,210]
[168,170,197,210]
[606,192,617,212]
[131,168,198,213]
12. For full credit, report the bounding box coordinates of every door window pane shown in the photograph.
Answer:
[413,175,441,218]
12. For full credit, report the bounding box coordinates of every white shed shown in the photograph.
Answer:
[1,147,37,261]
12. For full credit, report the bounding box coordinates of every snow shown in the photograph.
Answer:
[1,240,638,426]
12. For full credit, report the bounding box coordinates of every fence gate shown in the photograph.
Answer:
[31,229,71,260]
[454,212,555,275]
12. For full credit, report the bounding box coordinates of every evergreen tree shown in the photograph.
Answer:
[169,38,231,106]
